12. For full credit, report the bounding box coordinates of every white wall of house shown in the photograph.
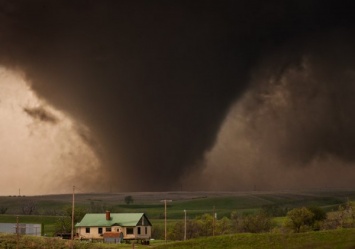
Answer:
[76,226,115,239]
[76,227,103,239]
[124,226,151,239]
[77,225,151,240]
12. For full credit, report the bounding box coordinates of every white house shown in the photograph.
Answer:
[75,211,152,243]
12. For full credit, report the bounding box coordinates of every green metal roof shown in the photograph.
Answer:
[75,213,151,227]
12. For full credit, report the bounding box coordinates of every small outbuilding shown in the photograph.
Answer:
[75,211,152,243]
[103,231,123,244]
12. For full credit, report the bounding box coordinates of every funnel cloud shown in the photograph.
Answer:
[0,0,355,193]
[190,36,355,190]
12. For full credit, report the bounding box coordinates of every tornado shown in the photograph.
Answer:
[0,0,354,193]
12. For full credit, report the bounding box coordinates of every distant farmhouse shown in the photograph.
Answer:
[75,211,152,244]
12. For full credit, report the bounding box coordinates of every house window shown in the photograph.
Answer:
[98,227,103,234]
[85,227,90,233]
[106,227,112,232]
[145,227,148,234]
[126,227,134,234]
[137,227,141,235]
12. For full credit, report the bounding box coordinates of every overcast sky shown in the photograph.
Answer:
[0,0,355,194]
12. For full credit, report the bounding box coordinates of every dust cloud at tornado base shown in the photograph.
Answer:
[189,35,355,191]
[0,1,355,193]
[0,67,102,195]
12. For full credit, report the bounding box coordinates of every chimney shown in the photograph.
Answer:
[106,210,111,220]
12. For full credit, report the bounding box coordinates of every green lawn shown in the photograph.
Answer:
[0,233,169,249]
[155,228,355,249]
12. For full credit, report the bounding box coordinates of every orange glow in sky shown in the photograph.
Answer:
[0,67,101,195]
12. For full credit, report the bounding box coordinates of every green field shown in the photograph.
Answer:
[155,228,355,249]
[1,190,352,216]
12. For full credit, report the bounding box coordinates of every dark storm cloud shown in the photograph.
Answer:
[191,36,355,191]
[243,32,355,165]
[1,0,355,191]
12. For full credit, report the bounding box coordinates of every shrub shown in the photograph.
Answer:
[124,196,134,205]
[286,207,314,233]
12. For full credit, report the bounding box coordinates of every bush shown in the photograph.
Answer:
[262,204,289,217]
[307,206,326,230]
[124,196,134,205]
[286,207,314,233]
[152,224,164,240]
[230,211,272,233]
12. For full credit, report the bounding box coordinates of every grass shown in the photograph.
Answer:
[272,217,287,227]
[155,228,355,249]
[1,228,355,248]
[0,233,169,248]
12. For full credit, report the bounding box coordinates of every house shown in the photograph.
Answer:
[75,211,152,243]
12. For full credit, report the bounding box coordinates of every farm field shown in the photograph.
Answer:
[1,190,354,214]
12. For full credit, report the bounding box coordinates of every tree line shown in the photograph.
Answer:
[151,200,355,240]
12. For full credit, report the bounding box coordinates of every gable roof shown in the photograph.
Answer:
[75,213,152,227]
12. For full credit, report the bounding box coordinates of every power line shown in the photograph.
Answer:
[71,185,75,249]
[160,199,172,243]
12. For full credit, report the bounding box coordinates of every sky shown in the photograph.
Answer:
[0,0,355,195]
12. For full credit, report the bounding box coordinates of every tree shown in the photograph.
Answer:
[230,210,272,233]
[239,212,272,233]
[307,206,326,222]
[54,216,72,234]
[90,200,107,213]
[196,213,213,236]
[216,216,232,235]
[187,219,202,239]
[54,206,87,235]
[230,210,242,232]
[307,206,326,230]
[286,207,314,233]
[0,206,7,214]
[152,224,164,240]
[326,200,355,229]
[262,204,289,217]
[65,206,86,223]
[168,221,184,240]
[124,195,134,205]
[21,200,37,215]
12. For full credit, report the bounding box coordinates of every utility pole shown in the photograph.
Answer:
[212,206,215,236]
[16,216,19,249]
[183,209,187,241]
[160,199,172,243]
[14,217,25,248]
[71,186,75,249]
